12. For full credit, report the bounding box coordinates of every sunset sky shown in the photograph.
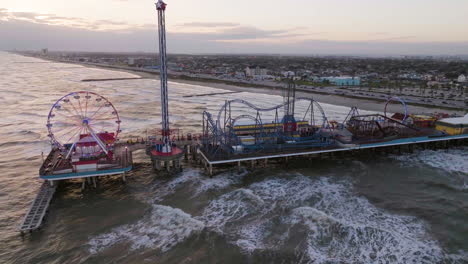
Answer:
[1,0,467,55]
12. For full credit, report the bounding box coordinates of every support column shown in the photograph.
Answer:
[209,163,213,177]
[237,161,241,172]
[92,177,97,188]
[184,145,189,160]
[192,146,198,161]
[122,172,127,182]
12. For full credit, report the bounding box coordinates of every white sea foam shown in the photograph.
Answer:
[200,188,264,231]
[199,174,452,263]
[88,168,249,254]
[88,204,204,254]
[288,206,442,263]
[392,147,468,174]
[193,168,248,196]
[149,168,201,202]
[149,168,249,202]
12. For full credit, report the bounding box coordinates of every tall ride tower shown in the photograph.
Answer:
[150,0,184,171]
[156,0,171,153]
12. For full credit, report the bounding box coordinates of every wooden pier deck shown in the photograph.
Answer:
[18,181,56,233]
[198,134,468,175]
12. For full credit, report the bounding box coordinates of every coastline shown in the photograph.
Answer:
[21,54,466,115]
[86,62,465,115]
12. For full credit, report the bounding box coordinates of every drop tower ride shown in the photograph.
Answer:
[150,0,184,171]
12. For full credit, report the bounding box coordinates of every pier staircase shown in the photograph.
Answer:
[18,181,56,233]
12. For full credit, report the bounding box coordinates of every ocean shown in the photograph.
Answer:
[0,52,467,264]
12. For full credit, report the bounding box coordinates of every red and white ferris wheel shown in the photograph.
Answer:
[46,91,121,152]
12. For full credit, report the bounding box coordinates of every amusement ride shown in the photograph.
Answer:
[41,91,130,180]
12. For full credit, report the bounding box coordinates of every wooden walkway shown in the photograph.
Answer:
[198,134,468,175]
[18,181,56,233]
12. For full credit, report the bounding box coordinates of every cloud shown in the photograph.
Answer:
[369,35,416,42]
[175,24,313,42]
[0,12,467,55]
[369,32,389,36]
[177,22,240,28]
[0,10,141,31]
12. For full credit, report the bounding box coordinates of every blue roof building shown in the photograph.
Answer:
[320,76,361,86]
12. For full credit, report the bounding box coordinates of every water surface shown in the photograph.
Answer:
[0,52,467,264]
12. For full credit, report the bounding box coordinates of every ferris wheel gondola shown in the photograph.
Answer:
[46,91,121,154]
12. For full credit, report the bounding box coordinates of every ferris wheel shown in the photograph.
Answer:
[46,91,121,150]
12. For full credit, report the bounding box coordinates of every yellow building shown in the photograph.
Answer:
[435,114,468,135]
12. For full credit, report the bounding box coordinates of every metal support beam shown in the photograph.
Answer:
[155,0,172,153]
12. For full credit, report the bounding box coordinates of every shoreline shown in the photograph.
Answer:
[86,62,465,115]
[20,53,466,115]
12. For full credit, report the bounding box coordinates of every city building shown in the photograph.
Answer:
[458,74,466,83]
[245,66,269,78]
[318,76,361,86]
[235,71,246,79]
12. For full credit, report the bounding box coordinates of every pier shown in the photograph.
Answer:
[198,134,468,174]
[18,181,56,233]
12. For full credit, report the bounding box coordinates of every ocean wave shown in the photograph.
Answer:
[88,204,204,254]
[193,168,248,196]
[199,188,265,231]
[391,147,468,174]
[287,206,443,263]
[149,168,202,202]
[197,174,457,263]
[87,168,249,255]
[148,168,249,202]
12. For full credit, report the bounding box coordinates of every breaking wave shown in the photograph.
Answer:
[198,174,457,263]
[88,168,248,254]
[392,147,468,174]
[88,204,204,254]
[88,168,466,262]
[148,168,249,202]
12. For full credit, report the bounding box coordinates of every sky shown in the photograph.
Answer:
[1,0,468,55]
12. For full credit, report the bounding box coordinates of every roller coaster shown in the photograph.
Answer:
[202,95,335,159]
